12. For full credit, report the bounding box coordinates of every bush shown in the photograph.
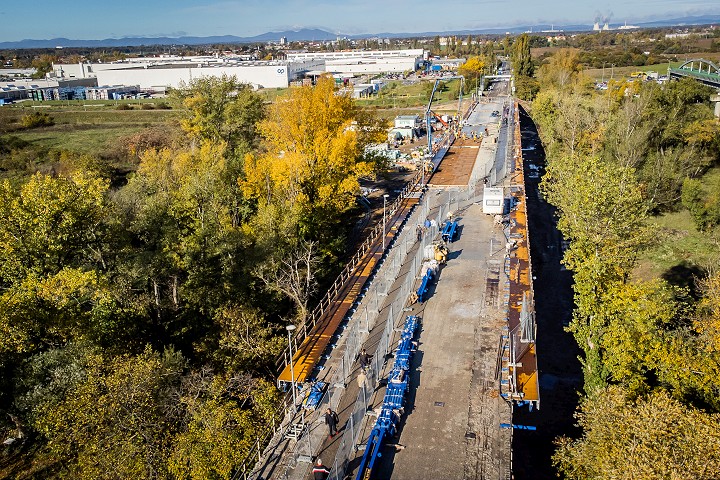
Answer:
[155,102,172,110]
[140,103,154,110]
[116,104,131,111]
[681,177,720,231]
[20,112,54,129]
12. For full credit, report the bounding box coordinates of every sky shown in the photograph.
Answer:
[1,0,719,41]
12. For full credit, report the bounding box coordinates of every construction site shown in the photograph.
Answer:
[245,78,540,480]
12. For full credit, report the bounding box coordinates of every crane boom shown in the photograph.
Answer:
[424,76,465,151]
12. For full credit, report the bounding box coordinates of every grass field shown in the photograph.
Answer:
[635,208,720,282]
[582,52,720,81]
[0,78,470,158]
[0,104,180,155]
[582,61,683,81]
[356,79,464,109]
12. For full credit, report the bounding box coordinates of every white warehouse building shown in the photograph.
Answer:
[52,57,323,91]
[287,49,424,75]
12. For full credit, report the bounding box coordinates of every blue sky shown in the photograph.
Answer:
[1,0,719,41]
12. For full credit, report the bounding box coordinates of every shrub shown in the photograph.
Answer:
[116,104,131,111]
[20,112,54,129]
[140,103,154,110]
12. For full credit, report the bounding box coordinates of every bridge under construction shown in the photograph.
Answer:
[250,83,539,480]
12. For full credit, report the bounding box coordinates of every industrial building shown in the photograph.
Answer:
[16,50,428,102]
[288,49,424,75]
[52,56,324,91]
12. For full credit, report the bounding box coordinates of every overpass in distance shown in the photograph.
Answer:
[668,58,720,89]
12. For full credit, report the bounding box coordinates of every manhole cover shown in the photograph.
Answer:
[434,402,445,407]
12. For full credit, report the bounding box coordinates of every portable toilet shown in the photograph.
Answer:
[482,186,504,215]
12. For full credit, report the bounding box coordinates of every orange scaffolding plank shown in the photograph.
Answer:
[507,102,539,404]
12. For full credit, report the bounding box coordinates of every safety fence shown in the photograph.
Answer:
[325,184,482,480]
[274,169,423,374]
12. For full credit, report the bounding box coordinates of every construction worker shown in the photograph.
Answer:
[313,458,331,480]
[324,408,339,438]
[358,348,372,372]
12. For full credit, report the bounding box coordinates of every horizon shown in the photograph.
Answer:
[1,1,719,43]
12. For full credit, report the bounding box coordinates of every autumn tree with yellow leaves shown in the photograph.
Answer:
[243,76,381,244]
[458,55,486,90]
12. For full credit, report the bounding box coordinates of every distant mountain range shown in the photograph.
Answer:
[1,15,719,50]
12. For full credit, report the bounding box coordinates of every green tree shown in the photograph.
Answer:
[0,173,108,282]
[0,173,123,354]
[117,141,251,332]
[168,372,279,479]
[554,386,720,480]
[511,34,534,77]
[173,74,264,157]
[514,75,540,101]
[542,154,654,390]
[35,347,186,479]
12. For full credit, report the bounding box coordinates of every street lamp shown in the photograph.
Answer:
[382,194,390,250]
[286,324,297,407]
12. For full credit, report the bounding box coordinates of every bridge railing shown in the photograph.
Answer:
[273,169,424,375]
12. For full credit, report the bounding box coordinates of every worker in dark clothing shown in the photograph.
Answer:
[313,458,331,480]
[324,408,339,437]
[358,348,372,372]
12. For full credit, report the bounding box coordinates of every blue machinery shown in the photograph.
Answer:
[355,315,419,480]
[441,219,458,243]
[416,269,434,303]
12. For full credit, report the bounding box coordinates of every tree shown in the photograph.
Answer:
[0,173,123,354]
[255,240,320,324]
[458,56,486,90]
[34,347,186,479]
[537,48,581,90]
[542,154,654,390]
[514,75,540,101]
[242,77,378,246]
[554,386,720,480]
[173,74,264,157]
[214,304,285,372]
[31,54,55,79]
[116,140,252,333]
[595,281,676,395]
[168,371,279,480]
[0,173,108,282]
[511,34,534,77]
